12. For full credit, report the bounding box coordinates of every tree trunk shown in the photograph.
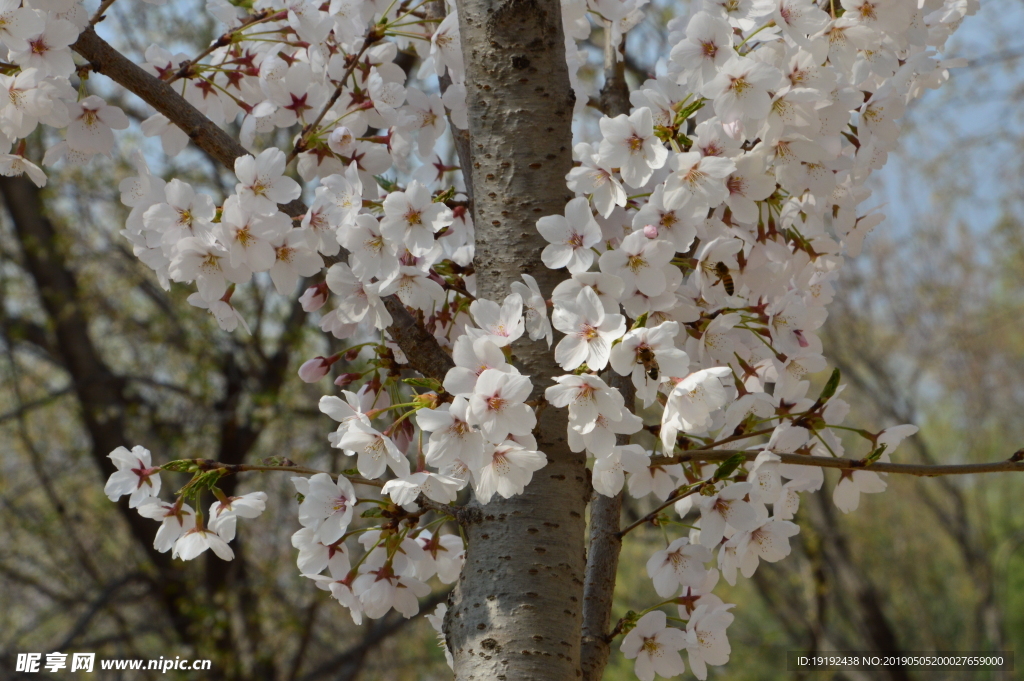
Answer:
[445,0,588,679]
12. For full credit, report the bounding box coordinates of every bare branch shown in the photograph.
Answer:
[618,486,702,537]
[72,28,259,182]
[597,22,630,117]
[183,458,385,488]
[655,448,1024,477]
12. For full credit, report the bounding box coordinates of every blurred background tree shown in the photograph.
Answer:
[1,0,1022,679]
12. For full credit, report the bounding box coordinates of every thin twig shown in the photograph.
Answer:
[185,458,385,487]
[288,39,377,162]
[166,10,278,84]
[618,486,703,537]
[89,0,119,25]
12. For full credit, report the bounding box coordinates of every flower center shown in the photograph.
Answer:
[276,245,295,263]
[727,176,746,196]
[729,76,752,96]
[641,638,662,655]
[200,253,222,273]
[626,254,647,273]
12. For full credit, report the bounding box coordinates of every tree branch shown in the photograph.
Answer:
[655,448,1024,476]
[597,22,630,118]
[70,28,455,380]
[72,28,256,179]
[184,458,385,487]
[581,44,631,678]
[618,486,702,537]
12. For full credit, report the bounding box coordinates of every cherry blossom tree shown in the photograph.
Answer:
[5,0,1021,678]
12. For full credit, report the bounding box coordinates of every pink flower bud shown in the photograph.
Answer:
[299,281,329,312]
[643,223,659,239]
[334,372,360,388]
[298,356,336,382]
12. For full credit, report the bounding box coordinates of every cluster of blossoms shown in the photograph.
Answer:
[67,0,975,676]
[104,445,268,561]
[547,0,969,675]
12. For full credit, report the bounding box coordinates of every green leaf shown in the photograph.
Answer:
[160,459,197,473]
[673,98,706,126]
[374,175,398,192]
[403,377,443,392]
[712,453,747,481]
[863,443,888,466]
[433,186,456,203]
[818,368,841,403]
[361,507,384,518]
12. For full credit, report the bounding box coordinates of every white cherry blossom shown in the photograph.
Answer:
[537,197,603,273]
[598,107,668,188]
[234,147,301,216]
[380,180,453,257]
[104,445,161,508]
[137,499,196,553]
[173,526,235,562]
[468,369,536,442]
[620,610,687,681]
[298,473,358,545]
[473,440,547,503]
[647,537,713,597]
[552,286,626,371]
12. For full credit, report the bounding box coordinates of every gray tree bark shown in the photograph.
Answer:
[445,0,590,679]
[580,33,631,681]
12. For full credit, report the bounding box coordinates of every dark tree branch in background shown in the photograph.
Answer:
[297,590,450,681]
[825,323,1009,661]
[55,573,149,650]
[0,386,73,424]
[808,493,911,681]
[0,174,199,644]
